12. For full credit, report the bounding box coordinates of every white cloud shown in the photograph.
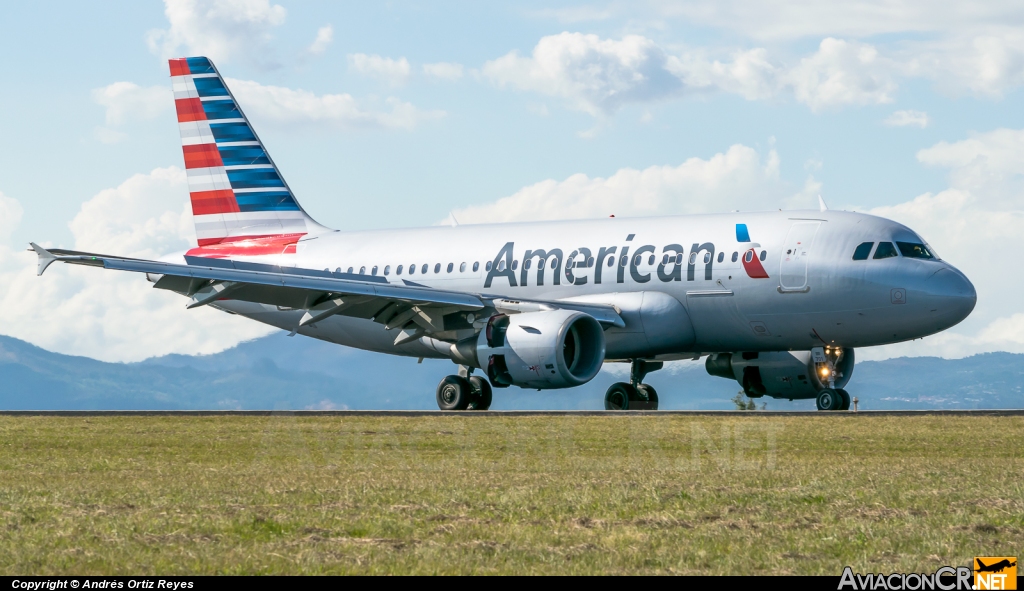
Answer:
[147,0,287,64]
[860,127,1024,359]
[484,33,900,115]
[94,127,129,145]
[0,171,272,362]
[92,82,171,126]
[884,109,930,128]
[423,62,465,81]
[307,25,333,55]
[347,53,411,87]
[450,144,794,224]
[785,38,896,110]
[482,33,684,116]
[225,78,444,130]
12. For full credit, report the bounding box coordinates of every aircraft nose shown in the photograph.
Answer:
[921,266,977,325]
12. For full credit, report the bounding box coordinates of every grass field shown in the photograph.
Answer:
[0,414,1021,575]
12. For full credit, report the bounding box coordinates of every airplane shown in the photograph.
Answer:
[976,558,1016,573]
[31,56,977,411]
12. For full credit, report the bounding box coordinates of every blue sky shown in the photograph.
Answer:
[0,0,1022,362]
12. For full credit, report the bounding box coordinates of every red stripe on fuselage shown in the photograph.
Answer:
[190,190,239,216]
[175,97,206,122]
[182,144,223,169]
[188,233,306,257]
[168,59,190,77]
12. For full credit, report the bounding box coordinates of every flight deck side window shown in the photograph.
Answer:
[896,242,935,259]
[873,242,898,259]
[852,242,873,260]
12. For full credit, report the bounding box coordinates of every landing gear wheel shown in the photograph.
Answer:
[816,388,842,411]
[605,382,638,410]
[467,376,493,411]
[837,388,851,411]
[636,384,659,410]
[436,375,472,410]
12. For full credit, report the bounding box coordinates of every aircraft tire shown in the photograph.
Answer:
[604,382,637,410]
[815,388,842,411]
[436,375,472,411]
[837,388,851,411]
[636,384,659,410]
[467,376,493,411]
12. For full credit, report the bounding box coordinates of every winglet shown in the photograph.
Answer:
[818,195,829,212]
[29,243,58,276]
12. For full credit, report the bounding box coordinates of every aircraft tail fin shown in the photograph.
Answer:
[169,56,330,258]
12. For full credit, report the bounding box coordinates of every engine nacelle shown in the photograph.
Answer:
[451,310,606,389]
[705,347,855,399]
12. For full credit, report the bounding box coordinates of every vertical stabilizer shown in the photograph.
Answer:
[169,56,330,258]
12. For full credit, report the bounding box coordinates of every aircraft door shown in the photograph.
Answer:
[779,221,821,291]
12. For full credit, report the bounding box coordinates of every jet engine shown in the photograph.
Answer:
[450,310,606,389]
[705,347,854,399]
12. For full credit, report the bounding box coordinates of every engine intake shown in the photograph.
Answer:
[451,310,606,389]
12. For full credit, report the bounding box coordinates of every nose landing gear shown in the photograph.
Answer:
[813,346,852,411]
[604,359,662,410]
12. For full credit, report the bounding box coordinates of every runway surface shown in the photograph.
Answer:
[2,409,1023,417]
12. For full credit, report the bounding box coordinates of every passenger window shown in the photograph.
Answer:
[759,250,766,261]
[497,260,505,271]
[409,264,416,275]
[347,267,354,274]
[524,259,532,270]
[689,253,697,265]
[422,264,428,274]
[648,255,655,265]
[473,262,479,272]
[896,242,935,259]
[433,263,440,273]
[460,262,466,272]
[662,254,669,265]
[608,256,615,267]
[588,257,595,267]
[486,261,492,271]
[717,252,724,263]
[550,258,557,269]
[633,254,642,266]
[852,242,874,261]
[359,266,365,275]
[512,260,518,270]
[620,255,628,267]
[371,266,378,276]
[676,254,683,264]
[334,267,341,273]
[703,252,711,264]
[731,252,738,263]
[396,265,403,275]
[384,265,390,276]
[447,263,453,273]
[873,242,898,259]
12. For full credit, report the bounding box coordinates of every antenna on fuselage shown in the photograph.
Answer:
[818,195,829,212]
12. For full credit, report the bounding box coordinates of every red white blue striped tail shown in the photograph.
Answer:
[169,56,329,258]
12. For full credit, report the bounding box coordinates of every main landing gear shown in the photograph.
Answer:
[436,366,492,411]
[816,388,851,411]
[605,359,663,411]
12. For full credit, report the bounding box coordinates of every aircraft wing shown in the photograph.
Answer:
[31,244,623,345]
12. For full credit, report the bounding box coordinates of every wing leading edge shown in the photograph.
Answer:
[29,244,623,346]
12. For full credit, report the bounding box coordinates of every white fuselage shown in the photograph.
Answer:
[203,209,977,362]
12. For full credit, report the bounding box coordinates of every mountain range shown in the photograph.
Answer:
[0,333,1021,410]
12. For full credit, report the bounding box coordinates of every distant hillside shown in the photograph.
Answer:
[0,333,1021,410]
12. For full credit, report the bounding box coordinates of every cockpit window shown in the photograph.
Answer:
[896,242,935,259]
[873,242,898,259]
[852,242,873,260]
